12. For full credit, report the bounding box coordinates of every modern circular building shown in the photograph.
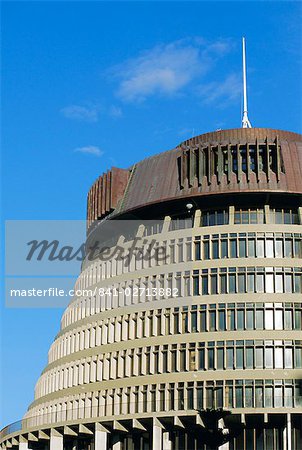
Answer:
[1,127,302,450]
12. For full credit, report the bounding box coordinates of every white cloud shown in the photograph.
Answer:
[111,38,232,103]
[109,105,123,118]
[61,105,99,122]
[198,73,242,107]
[73,146,104,157]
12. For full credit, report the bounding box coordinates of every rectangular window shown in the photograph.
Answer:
[255,348,264,368]
[230,239,237,258]
[238,274,246,293]
[275,347,283,368]
[285,239,293,258]
[265,309,274,330]
[202,276,208,295]
[220,274,227,294]
[285,348,293,368]
[236,347,244,369]
[237,310,244,330]
[227,310,235,330]
[265,273,274,293]
[275,239,283,258]
[265,347,273,368]
[248,239,256,257]
[208,348,214,369]
[257,239,265,258]
[200,311,206,331]
[256,309,264,329]
[247,273,255,293]
[239,239,246,258]
[275,309,283,330]
[209,311,216,331]
[235,387,243,408]
[229,274,236,293]
[218,310,226,330]
[217,348,224,369]
[227,348,234,368]
[256,273,265,293]
[212,240,219,259]
[265,239,274,258]
[198,348,205,370]
[275,274,283,293]
[246,347,254,368]
[210,275,218,295]
[203,241,210,259]
[246,309,254,330]
[265,387,273,408]
[221,240,228,258]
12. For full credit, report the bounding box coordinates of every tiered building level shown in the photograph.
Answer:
[1,128,302,450]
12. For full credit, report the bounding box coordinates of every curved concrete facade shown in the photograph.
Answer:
[1,128,302,450]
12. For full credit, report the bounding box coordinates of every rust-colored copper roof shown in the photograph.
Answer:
[87,128,302,225]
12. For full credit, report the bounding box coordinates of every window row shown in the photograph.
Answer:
[38,340,302,398]
[66,266,302,329]
[52,303,302,363]
[32,378,302,429]
[198,233,302,260]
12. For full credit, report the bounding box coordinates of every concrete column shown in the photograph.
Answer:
[163,431,172,450]
[93,429,108,450]
[287,413,292,450]
[50,430,63,450]
[19,443,31,450]
[152,422,162,450]
[112,434,123,450]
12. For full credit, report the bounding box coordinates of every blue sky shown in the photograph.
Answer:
[1,1,302,428]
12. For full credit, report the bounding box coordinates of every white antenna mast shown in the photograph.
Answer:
[242,37,252,128]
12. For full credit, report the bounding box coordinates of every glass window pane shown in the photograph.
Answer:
[218,310,226,331]
[285,239,292,257]
[275,274,283,293]
[265,309,274,330]
[209,311,216,331]
[208,348,214,369]
[256,274,265,293]
[237,310,244,330]
[275,239,283,258]
[229,274,236,293]
[248,239,256,257]
[203,241,210,259]
[275,309,283,330]
[246,309,254,330]
[285,348,293,368]
[220,274,227,294]
[221,240,228,258]
[247,273,255,293]
[265,387,273,407]
[217,348,224,369]
[227,348,234,368]
[266,273,274,293]
[238,274,246,293]
[230,240,237,258]
[275,347,283,368]
[246,347,254,368]
[265,347,273,368]
[256,309,264,329]
[239,239,246,257]
[257,239,265,257]
[265,239,274,257]
[236,348,244,369]
[255,348,264,368]
[211,275,218,294]
[212,241,219,259]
